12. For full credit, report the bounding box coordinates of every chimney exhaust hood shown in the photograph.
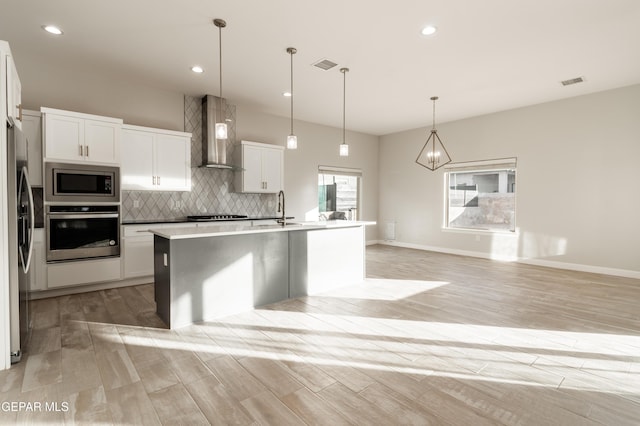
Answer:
[201,95,234,169]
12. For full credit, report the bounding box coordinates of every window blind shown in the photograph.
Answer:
[318,165,363,177]
[444,157,517,173]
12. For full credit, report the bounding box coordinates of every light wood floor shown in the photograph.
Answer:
[1,245,639,425]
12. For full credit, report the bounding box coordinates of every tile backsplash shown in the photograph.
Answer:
[121,95,276,222]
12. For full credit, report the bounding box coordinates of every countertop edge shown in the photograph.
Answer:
[150,221,375,240]
[122,216,295,226]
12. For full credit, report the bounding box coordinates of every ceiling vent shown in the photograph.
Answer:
[561,76,585,86]
[312,59,338,71]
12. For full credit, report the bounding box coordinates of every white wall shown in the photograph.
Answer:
[19,56,184,131]
[379,84,640,277]
[235,105,379,241]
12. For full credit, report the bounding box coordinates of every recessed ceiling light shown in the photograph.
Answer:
[421,25,437,36]
[283,92,292,97]
[191,66,204,73]
[42,25,63,35]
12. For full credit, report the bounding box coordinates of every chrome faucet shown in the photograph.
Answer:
[277,190,286,226]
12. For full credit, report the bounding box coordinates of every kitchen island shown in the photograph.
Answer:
[151,221,372,328]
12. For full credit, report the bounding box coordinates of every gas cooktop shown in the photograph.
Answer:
[187,214,249,222]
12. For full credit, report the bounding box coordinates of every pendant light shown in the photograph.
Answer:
[416,96,451,170]
[214,18,228,140]
[339,67,349,157]
[286,47,298,149]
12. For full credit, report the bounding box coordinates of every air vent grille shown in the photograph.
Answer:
[561,76,585,86]
[312,59,338,71]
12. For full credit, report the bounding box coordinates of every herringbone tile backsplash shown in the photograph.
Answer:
[121,96,276,222]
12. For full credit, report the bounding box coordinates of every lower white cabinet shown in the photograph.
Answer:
[123,237,154,278]
[121,124,192,191]
[47,257,122,289]
[123,227,154,278]
[122,223,196,279]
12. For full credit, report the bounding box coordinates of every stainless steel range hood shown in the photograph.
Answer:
[201,95,234,169]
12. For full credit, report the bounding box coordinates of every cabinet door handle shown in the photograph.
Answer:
[157,176,160,186]
[79,145,83,156]
[85,146,89,157]
[153,176,156,185]
[16,104,23,122]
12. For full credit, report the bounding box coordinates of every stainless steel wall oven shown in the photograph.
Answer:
[46,205,120,262]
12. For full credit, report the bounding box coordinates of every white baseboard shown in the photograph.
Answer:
[375,241,640,280]
[517,258,640,280]
[378,240,501,260]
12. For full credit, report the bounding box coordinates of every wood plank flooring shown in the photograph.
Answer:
[1,244,640,425]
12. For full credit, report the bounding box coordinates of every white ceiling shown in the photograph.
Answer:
[2,0,639,135]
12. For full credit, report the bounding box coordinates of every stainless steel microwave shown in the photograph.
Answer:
[45,162,120,203]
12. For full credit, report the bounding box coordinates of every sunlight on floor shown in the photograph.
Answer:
[322,278,450,301]
[95,306,640,397]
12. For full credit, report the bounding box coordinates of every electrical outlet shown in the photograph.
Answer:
[133,199,140,208]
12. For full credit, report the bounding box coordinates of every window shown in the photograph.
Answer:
[318,166,361,220]
[445,158,516,232]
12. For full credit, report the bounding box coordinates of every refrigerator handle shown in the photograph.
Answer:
[18,166,35,273]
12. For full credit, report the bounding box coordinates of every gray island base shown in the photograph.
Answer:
[151,221,371,329]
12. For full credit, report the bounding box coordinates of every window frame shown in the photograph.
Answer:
[318,165,362,220]
[443,158,517,234]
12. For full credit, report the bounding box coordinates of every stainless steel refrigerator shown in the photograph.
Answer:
[7,122,34,363]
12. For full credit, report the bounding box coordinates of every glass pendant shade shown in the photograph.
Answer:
[286,47,298,149]
[416,130,451,170]
[339,68,350,157]
[213,19,228,141]
[215,122,228,139]
[287,134,298,149]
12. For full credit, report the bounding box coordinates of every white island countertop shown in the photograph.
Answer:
[149,220,375,240]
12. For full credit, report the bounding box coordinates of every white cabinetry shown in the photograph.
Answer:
[121,124,191,191]
[42,108,122,165]
[22,110,43,186]
[6,53,22,130]
[47,257,122,289]
[233,140,284,193]
[122,224,154,278]
[122,223,200,279]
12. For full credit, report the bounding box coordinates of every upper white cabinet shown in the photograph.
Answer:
[121,124,191,191]
[41,107,122,165]
[21,110,43,186]
[233,140,284,193]
[6,54,22,130]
